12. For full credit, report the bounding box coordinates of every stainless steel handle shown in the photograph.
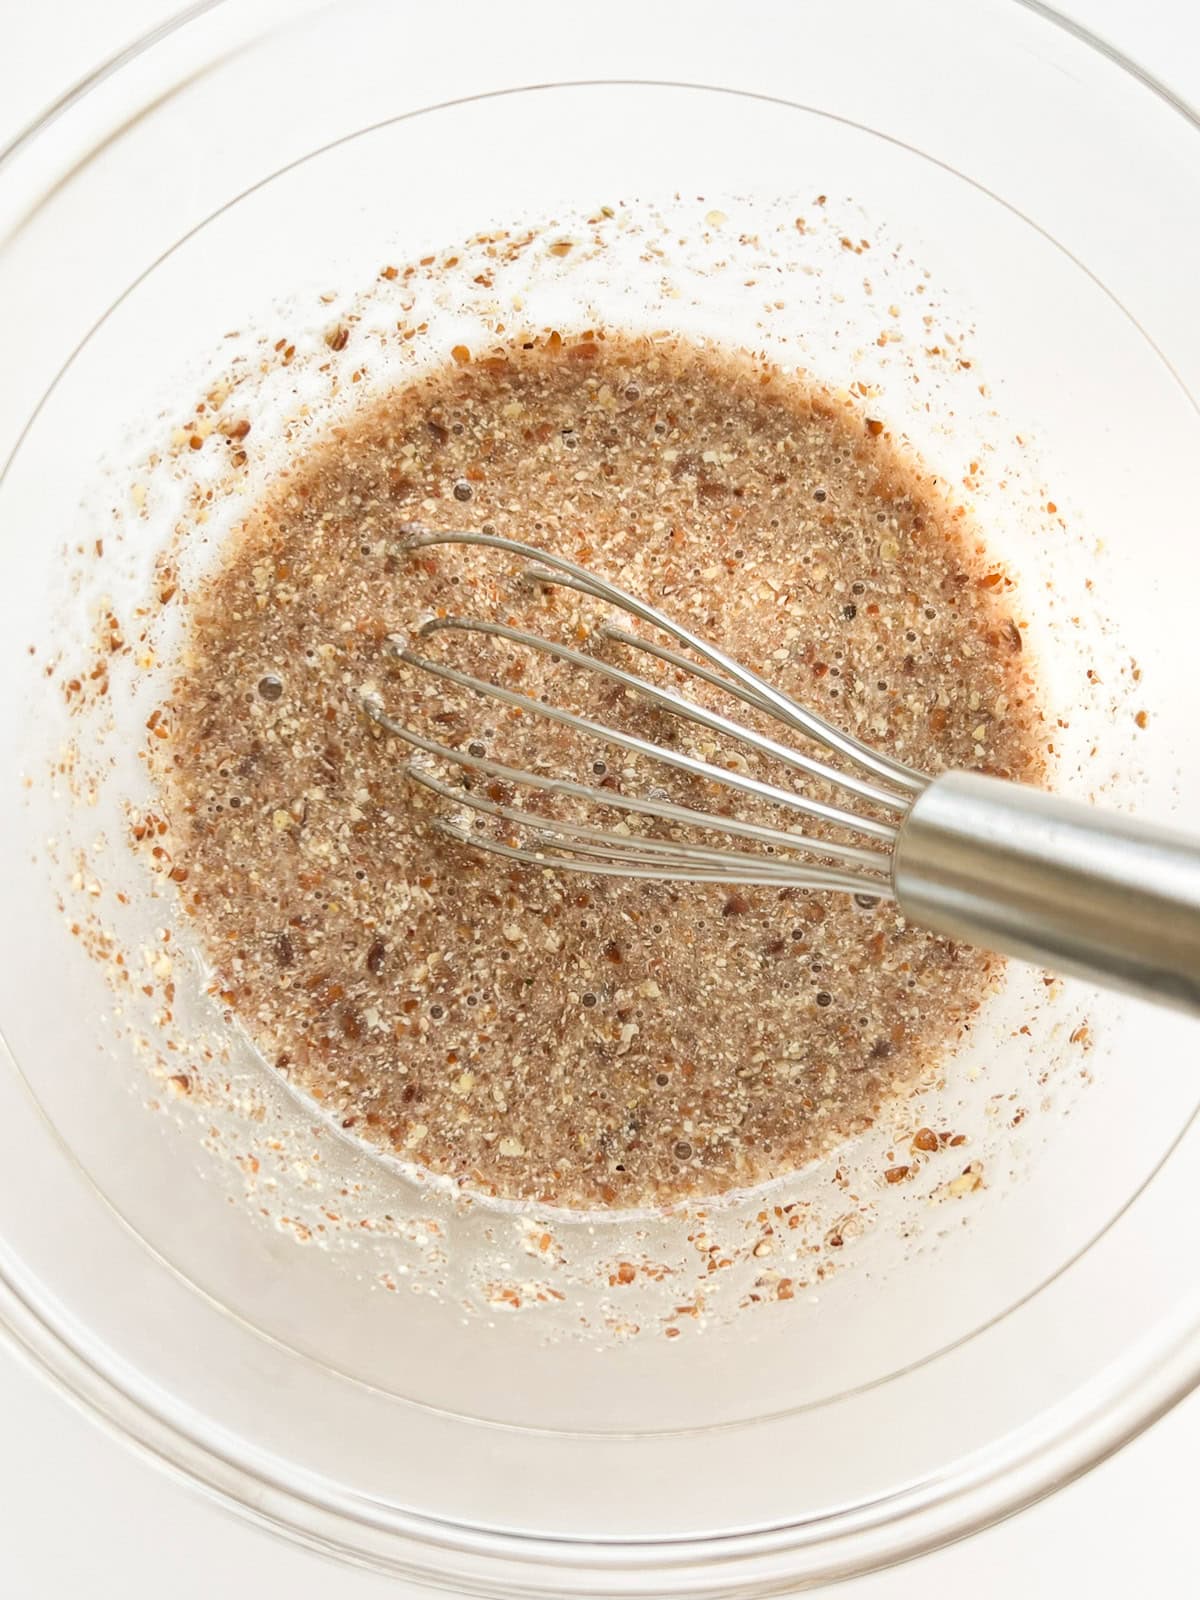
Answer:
[893,770,1200,1016]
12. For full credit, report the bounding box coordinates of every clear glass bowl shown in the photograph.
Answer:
[1,2,1199,1593]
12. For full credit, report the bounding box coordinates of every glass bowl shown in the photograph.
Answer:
[1,2,1198,1593]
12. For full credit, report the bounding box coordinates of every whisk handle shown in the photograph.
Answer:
[893,770,1200,1016]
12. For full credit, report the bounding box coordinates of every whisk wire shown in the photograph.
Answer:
[390,732,888,891]
[416,614,909,815]
[359,695,892,883]
[363,527,932,891]
[400,528,927,795]
[390,639,897,843]
[597,623,796,723]
[431,822,882,892]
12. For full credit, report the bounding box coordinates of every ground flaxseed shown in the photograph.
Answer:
[156,331,1046,1210]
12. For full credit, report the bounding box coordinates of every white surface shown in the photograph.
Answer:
[2,3,1197,1594]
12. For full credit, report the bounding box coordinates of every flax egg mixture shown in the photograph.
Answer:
[156,332,1047,1210]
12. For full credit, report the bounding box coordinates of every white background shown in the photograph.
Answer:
[2,2,1196,1594]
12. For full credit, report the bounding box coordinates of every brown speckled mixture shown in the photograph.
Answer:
[156,332,1046,1210]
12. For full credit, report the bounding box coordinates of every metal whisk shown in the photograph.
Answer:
[362,530,1200,1016]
